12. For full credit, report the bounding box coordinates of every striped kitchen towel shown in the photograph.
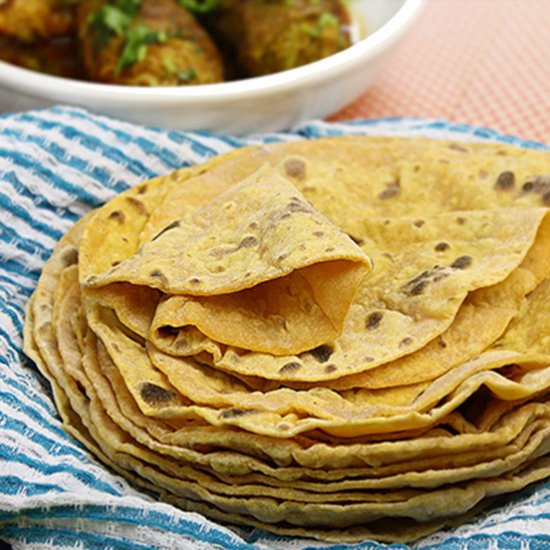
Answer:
[0,106,549,550]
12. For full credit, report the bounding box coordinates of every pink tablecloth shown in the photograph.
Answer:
[333,0,550,144]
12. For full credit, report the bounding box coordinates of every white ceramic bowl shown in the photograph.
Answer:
[0,0,424,134]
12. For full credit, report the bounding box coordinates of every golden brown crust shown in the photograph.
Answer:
[210,0,352,77]
[78,0,224,85]
[0,0,75,42]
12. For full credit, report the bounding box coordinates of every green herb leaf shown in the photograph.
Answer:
[175,68,197,82]
[116,23,169,75]
[318,11,339,28]
[176,0,220,14]
[88,0,142,53]
[301,22,321,38]
[163,57,197,83]
[162,56,177,74]
[301,11,340,38]
[101,5,133,35]
[114,0,142,14]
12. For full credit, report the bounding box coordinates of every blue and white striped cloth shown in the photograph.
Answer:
[0,106,548,550]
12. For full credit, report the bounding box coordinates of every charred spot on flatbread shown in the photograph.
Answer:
[140,382,177,405]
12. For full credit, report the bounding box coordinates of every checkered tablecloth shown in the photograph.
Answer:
[333,0,550,145]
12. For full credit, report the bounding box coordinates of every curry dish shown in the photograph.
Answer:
[0,0,353,85]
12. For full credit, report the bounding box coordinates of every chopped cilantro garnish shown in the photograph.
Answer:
[88,0,173,75]
[176,0,220,13]
[115,0,142,13]
[163,56,177,74]
[301,23,320,38]
[175,68,197,82]
[116,24,169,75]
[101,5,133,36]
[88,0,142,53]
[163,57,197,83]
[318,11,339,28]
[301,11,340,38]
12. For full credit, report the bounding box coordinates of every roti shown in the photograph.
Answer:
[23,135,550,544]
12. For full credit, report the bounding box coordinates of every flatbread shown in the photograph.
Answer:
[87,169,370,356]
[23,136,550,544]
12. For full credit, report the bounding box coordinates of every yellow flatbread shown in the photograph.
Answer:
[23,136,550,544]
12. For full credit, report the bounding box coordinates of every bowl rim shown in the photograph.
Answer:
[0,0,424,105]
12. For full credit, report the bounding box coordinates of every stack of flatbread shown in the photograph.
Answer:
[24,137,550,543]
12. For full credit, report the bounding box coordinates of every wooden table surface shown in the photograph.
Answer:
[332,0,550,145]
